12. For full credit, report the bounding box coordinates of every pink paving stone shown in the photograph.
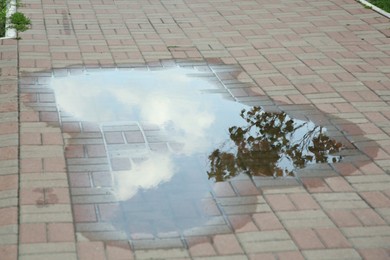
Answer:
[212,234,243,255]
[20,111,39,122]
[314,227,351,248]
[111,157,131,171]
[333,162,362,176]
[73,204,97,222]
[265,194,296,211]
[78,241,106,260]
[334,103,357,113]
[316,104,338,114]
[123,131,145,143]
[104,132,125,144]
[62,122,81,133]
[0,147,17,160]
[187,236,217,257]
[92,172,113,187]
[277,251,305,260]
[43,157,66,172]
[40,111,59,122]
[301,178,332,193]
[289,94,311,104]
[340,91,363,102]
[338,123,363,136]
[20,188,43,205]
[20,132,41,145]
[289,228,325,250]
[197,198,220,216]
[252,212,283,231]
[0,207,17,226]
[355,161,385,175]
[228,215,259,233]
[0,122,17,134]
[39,93,55,102]
[360,191,390,208]
[98,203,121,221]
[231,180,260,196]
[364,147,390,160]
[358,248,390,260]
[81,122,101,132]
[297,84,317,94]
[327,209,362,227]
[106,241,134,260]
[69,173,91,187]
[359,123,384,135]
[364,112,389,124]
[0,245,17,260]
[20,158,42,173]
[273,95,293,105]
[212,182,236,197]
[65,145,85,158]
[352,208,386,226]
[324,176,354,192]
[0,175,18,191]
[42,132,63,145]
[19,223,47,243]
[288,193,320,210]
[47,223,75,242]
[86,144,106,157]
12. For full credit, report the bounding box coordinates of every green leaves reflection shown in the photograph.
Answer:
[208,107,343,182]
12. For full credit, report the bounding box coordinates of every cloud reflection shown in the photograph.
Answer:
[51,68,238,200]
[114,153,175,200]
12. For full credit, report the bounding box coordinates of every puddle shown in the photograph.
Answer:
[49,66,344,238]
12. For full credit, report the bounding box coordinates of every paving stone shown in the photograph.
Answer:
[237,230,296,253]
[302,249,361,260]
[187,236,217,257]
[327,209,363,228]
[313,193,369,209]
[193,256,247,260]
[360,191,390,208]
[20,205,73,223]
[276,210,335,228]
[352,208,387,226]
[77,241,106,260]
[19,253,78,260]
[135,248,190,259]
[289,228,325,250]
[314,227,351,248]
[132,238,184,250]
[265,194,296,211]
[19,242,76,255]
[252,212,283,231]
[213,234,243,255]
[377,208,390,224]
[358,248,390,260]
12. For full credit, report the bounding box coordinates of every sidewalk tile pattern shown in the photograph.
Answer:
[5,0,390,259]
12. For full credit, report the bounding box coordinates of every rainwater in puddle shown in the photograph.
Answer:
[51,67,342,238]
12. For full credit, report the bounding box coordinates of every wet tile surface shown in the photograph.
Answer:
[19,65,353,242]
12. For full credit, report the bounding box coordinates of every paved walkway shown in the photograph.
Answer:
[1,0,390,259]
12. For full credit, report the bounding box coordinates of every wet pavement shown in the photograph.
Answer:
[1,0,390,259]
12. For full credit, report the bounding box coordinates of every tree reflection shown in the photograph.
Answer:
[207,107,343,182]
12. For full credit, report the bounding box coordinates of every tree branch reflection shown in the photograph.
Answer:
[207,107,343,182]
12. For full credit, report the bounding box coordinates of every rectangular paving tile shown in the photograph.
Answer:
[302,249,361,260]
[237,230,297,253]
